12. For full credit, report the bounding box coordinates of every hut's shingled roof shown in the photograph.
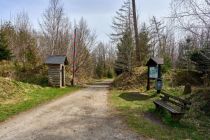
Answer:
[45,55,68,65]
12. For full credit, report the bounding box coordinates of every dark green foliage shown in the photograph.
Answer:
[171,70,203,86]
[0,32,12,60]
[176,38,193,69]
[162,55,172,73]
[15,65,48,86]
[139,23,151,64]
[107,69,115,78]
[95,63,104,78]
[115,31,134,74]
[190,48,210,73]
[183,83,192,95]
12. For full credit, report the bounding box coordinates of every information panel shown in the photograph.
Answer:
[149,67,158,79]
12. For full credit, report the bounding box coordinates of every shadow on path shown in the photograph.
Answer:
[119,92,157,101]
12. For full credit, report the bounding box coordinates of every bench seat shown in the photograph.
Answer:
[154,100,184,114]
[153,91,191,121]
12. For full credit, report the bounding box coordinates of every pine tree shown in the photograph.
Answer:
[111,0,133,43]
[111,0,135,74]
[0,31,12,61]
[115,30,134,74]
[139,23,151,64]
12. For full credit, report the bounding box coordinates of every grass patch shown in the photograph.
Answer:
[109,89,206,140]
[0,86,80,122]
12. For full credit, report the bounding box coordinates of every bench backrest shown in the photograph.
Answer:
[160,91,191,110]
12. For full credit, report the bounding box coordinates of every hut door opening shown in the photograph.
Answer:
[62,66,65,87]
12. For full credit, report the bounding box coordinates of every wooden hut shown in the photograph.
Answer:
[45,55,69,87]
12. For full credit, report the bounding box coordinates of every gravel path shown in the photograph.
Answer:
[0,80,146,140]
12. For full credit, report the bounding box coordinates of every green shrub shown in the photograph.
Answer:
[162,55,172,73]
[107,69,115,78]
[164,69,203,86]
[0,31,12,61]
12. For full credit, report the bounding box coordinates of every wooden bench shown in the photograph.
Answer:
[154,91,191,121]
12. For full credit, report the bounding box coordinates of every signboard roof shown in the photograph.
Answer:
[146,57,164,66]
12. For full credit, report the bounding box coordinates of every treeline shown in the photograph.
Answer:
[0,0,116,85]
[112,0,210,78]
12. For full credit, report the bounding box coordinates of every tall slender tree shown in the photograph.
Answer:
[132,0,141,64]
[111,0,135,74]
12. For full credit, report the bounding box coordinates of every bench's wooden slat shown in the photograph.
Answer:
[154,100,184,114]
[166,99,185,108]
[161,91,191,105]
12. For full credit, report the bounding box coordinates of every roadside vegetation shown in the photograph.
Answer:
[110,68,210,140]
[110,63,210,140]
[0,77,79,122]
[109,89,209,140]
[109,0,210,139]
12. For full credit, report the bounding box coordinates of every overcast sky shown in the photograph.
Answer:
[0,0,171,42]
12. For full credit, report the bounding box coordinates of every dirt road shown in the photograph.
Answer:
[0,80,144,140]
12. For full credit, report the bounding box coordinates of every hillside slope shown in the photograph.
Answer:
[112,67,147,90]
[0,77,42,103]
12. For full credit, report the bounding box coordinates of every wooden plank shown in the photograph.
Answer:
[167,99,185,108]
[154,100,184,114]
[161,91,191,105]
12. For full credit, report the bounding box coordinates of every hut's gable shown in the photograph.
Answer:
[45,55,68,65]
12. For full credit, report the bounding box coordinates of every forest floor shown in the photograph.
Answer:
[0,80,147,140]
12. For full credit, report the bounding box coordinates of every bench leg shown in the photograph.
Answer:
[171,113,183,121]
[154,103,161,112]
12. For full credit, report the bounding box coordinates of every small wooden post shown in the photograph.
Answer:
[72,28,77,86]
[157,65,161,93]
[147,67,150,90]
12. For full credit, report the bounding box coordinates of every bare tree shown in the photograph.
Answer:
[149,16,166,57]
[171,0,210,46]
[40,0,71,56]
[69,18,96,82]
[14,12,40,68]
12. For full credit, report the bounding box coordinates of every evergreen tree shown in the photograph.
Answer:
[115,30,134,74]
[190,47,210,73]
[139,23,151,64]
[111,0,135,75]
[111,0,133,43]
[0,31,12,60]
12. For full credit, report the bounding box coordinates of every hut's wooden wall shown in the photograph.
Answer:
[48,64,62,87]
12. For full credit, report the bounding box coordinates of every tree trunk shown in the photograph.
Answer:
[132,0,141,65]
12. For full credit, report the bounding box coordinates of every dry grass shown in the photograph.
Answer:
[112,67,147,90]
[0,77,42,102]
